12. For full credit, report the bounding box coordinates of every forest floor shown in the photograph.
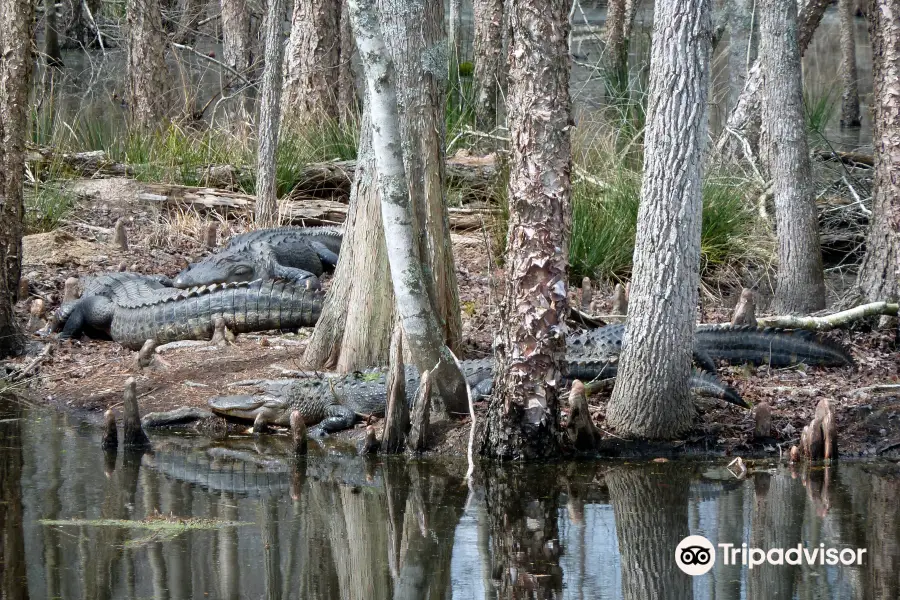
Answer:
[5,177,900,462]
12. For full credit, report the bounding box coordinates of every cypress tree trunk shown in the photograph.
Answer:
[856,0,900,304]
[255,0,287,227]
[337,0,359,126]
[606,0,711,439]
[760,0,826,314]
[714,0,830,164]
[45,0,63,67]
[282,0,342,125]
[0,0,35,357]
[727,0,752,114]
[473,0,504,131]
[839,0,862,127]
[346,0,468,415]
[603,0,628,93]
[221,0,251,78]
[480,0,572,459]
[125,0,170,130]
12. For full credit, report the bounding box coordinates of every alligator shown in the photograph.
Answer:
[173,226,343,289]
[52,276,324,349]
[209,325,853,433]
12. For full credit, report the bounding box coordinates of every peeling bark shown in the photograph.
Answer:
[255,0,287,227]
[761,0,826,314]
[125,0,170,130]
[715,0,830,163]
[347,0,467,415]
[840,0,862,127]
[0,0,34,357]
[282,0,342,124]
[473,0,504,131]
[606,0,711,439]
[856,0,900,304]
[480,0,572,459]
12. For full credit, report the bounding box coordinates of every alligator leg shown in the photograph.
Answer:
[692,348,718,373]
[272,265,321,288]
[308,404,359,436]
[310,242,340,269]
[58,305,86,339]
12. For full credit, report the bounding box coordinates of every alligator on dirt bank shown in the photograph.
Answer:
[173,226,343,289]
[209,325,854,434]
[51,272,324,349]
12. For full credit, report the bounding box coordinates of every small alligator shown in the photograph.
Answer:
[52,276,324,349]
[173,226,343,289]
[209,326,853,433]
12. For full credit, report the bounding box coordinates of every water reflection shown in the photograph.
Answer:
[1,403,899,599]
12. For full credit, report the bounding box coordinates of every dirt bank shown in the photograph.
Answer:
[5,178,899,460]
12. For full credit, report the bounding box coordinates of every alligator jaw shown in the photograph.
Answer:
[208,395,291,427]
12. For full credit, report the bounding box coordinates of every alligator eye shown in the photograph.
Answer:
[232,266,253,276]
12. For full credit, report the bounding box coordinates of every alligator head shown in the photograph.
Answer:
[208,395,294,427]
[174,244,319,289]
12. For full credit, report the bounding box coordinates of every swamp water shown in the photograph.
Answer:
[1,397,899,599]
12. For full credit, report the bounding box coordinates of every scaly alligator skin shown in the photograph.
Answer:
[51,272,176,340]
[173,226,343,289]
[55,277,324,350]
[209,356,747,433]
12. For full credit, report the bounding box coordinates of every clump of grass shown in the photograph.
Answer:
[25,184,77,234]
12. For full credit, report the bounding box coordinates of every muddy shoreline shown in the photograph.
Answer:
[5,177,900,461]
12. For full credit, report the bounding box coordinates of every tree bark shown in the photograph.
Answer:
[473,0,504,131]
[282,0,342,125]
[379,0,463,357]
[221,0,252,77]
[856,0,900,304]
[605,0,711,439]
[337,0,359,126]
[44,0,63,67]
[347,0,468,416]
[840,0,862,127]
[125,0,170,130]
[480,0,571,459]
[727,0,752,114]
[0,0,34,357]
[255,0,287,227]
[603,0,628,92]
[301,102,397,372]
[715,0,831,164]
[607,466,693,599]
[623,0,640,42]
[760,0,826,314]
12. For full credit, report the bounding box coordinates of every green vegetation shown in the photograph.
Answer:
[803,82,839,142]
[25,184,77,234]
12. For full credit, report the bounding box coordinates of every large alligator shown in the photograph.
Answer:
[209,326,854,433]
[173,226,343,289]
[52,275,324,349]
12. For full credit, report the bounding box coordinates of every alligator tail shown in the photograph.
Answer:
[695,326,854,368]
[689,369,748,408]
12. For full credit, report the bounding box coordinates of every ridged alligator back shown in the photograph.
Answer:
[110,279,324,349]
[224,226,343,254]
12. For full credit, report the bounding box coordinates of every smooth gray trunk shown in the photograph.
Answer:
[479,0,572,459]
[255,0,287,227]
[606,0,711,438]
[840,0,862,127]
[760,0,826,314]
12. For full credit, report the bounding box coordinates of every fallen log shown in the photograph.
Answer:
[134,183,499,230]
[757,302,899,331]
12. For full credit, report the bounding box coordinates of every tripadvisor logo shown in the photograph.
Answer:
[675,535,716,576]
[675,535,868,576]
